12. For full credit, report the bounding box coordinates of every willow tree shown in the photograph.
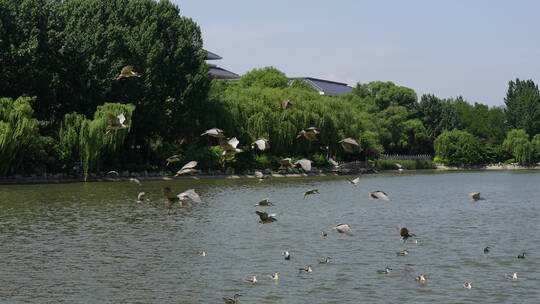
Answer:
[0,97,40,175]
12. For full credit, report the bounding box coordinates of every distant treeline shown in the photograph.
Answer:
[1,0,540,177]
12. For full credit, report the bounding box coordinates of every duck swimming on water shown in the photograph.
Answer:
[462,282,472,289]
[299,265,313,274]
[282,251,291,260]
[377,267,392,274]
[505,272,518,280]
[318,257,331,264]
[223,294,241,304]
[416,274,427,282]
[396,250,409,256]
[244,275,257,284]
[268,272,280,280]
[517,252,527,259]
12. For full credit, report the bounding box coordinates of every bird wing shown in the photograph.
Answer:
[107,170,119,176]
[107,114,120,125]
[295,159,312,171]
[340,138,359,146]
[468,192,480,199]
[254,171,263,179]
[336,224,353,235]
[137,192,145,201]
[372,191,389,200]
[177,189,202,203]
[395,163,403,169]
[252,139,267,150]
[256,211,268,220]
[121,65,134,74]
[117,113,126,124]
[228,137,240,148]
[129,178,141,185]
[306,127,319,133]
[181,161,198,170]
[339,142,353,153]
[400,227,409,237]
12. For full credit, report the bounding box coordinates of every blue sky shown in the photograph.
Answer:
[176,0,540,106]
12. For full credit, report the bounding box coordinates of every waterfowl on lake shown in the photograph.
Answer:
[299,265,313,274]
[369,191,389,200]
[136,192,146,202]
[318,257,331,264]
[377,267,392,274]
[244,275,257,284]
[517,252,527,259]
[256,211,277,223]
[268,272,280,280]
[462,282,472,289]
[282,251,291,260]
[177,189,203,204]
[199,251,207,256]
[129,177,141,186]
[223,294,241,304]
[333,224,353,236]
[115,65,141,80]
[397,226,416,242]
[254,199,273,207]
[303,189,319,200]
[396,250,409,256]
[321,231,328,237]
[175,161,198,176]
[484,246,491,254]
[347,177,360,184]
[505,272,518,280]
[416,274,427,282]
[468,192,486,201]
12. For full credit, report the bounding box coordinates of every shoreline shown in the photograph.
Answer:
[2,165,540,185]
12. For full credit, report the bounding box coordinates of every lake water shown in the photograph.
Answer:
[0,170,539,303]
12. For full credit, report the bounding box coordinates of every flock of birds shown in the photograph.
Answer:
[107,67,529,303]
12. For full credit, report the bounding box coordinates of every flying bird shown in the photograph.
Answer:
[338,138,359,153]
[220,137,243,156]
[175,161,198,176]
[279,158,296,170]
[303,189,319,200]
[256,211,277,223]
[136,192,146,202]
[106,170,120,176]
[347,177,360,184]
[165,155,181,166]
[298,265,313,274]
[396,226,416,242]
[281,99,293,110]
[333,224,353,236]
[129,177,141,186]
[254,199,273,207]
[201,128,225,138]
[177,189,203,204]
[105,114,128,134]
[295,159,312,172]
[296,127,319,141]
[395,163,404,171]
[251,138,270,151]
[468,192,486,201]
[223,294,241,304]
[369,191,390,200]
[115,65,141,80]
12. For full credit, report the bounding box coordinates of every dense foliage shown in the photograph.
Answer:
[1,0,540,177]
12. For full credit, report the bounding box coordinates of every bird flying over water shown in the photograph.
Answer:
[303,189,319,200]
[295,159,312,172]
[369,191,390,200]
[338,138,359,153]
[254,199,273,207]
[251,138,270,151]
[256,211,277,223]
[396,226,416,242]
[223,294,241,304]
[220,137,243,156]
[279,158,296,170]
[177,189,203,204]
[347,177,360,184]
[296,127,319,141]
[105,114,128,134]
[129,177,141,186]
[115,65,141,80]
[175,161,198,176]
[333,223,353,236]
[136,192,146,202]
[165,155,181,166]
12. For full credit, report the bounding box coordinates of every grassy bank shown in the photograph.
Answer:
[376,159,436,170]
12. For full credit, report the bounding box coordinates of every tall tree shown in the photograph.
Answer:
[504,79,540,136]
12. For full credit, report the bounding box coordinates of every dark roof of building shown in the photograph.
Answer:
[297,77,352,96]
[205,50,222,60]
[209,66,240,79]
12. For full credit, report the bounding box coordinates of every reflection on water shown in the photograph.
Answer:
[1,171,539,303]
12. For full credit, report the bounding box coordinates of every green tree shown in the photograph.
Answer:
[239,67,289,89]
[502,129,533,165]
[504,79,540,136]
[418,94,458,137]
[434,129,484,166]
[351,81,418,111]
